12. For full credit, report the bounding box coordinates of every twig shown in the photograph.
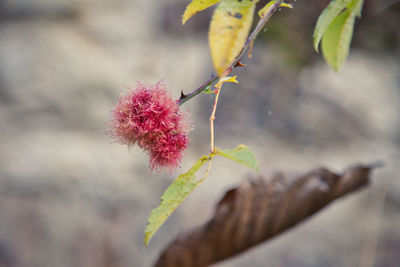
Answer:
[209,82,223,152]
[208,0,283,152]
[178,74,218,106]
[232,0,284,70]
[178,0,284,105]
[199,156,215,183]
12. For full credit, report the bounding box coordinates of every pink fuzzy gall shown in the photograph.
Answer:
[110,81,190,171]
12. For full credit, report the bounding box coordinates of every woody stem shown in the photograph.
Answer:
[178,0,284,105]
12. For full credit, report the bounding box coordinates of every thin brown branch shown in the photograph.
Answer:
[178,0,285,105]
[209,82,223,153]
[155,163,379,267]
[232,0,284,69]
[178,74,218,106]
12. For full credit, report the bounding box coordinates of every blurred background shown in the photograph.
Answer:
[0,0,399,266]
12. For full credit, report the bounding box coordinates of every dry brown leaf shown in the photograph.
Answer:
[154,164,378,267]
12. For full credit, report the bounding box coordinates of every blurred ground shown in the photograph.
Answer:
[0,0,399,267]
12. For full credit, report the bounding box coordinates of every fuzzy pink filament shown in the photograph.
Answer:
[110,81,190,171]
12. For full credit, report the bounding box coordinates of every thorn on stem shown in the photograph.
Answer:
[180,91,187,99]
[235,61,247,67]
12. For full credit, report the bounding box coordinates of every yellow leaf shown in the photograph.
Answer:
[258,1,293,18]
[182,0,222,25]
[209,0,258,76]
[215,75,239,87]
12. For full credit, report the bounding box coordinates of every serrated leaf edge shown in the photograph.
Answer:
[215,145,260,172]
[144,155,214,246]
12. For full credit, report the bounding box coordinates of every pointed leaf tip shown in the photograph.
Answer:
[258,1,293,18]
[182,0,222,25]
[144,155,212,246]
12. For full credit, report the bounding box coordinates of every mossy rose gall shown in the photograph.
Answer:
[110,81,191,171]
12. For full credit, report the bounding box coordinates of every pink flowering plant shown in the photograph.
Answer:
[109,0,365,245]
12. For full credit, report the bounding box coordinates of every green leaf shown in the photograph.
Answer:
[321,6,358,71]
[258,0,293,18]
[144,155,212,246]
[182,0,222,25]
[351,0,364,16]
[216,144,259,171]
[313,0,352,52]
[203,83,215,94]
